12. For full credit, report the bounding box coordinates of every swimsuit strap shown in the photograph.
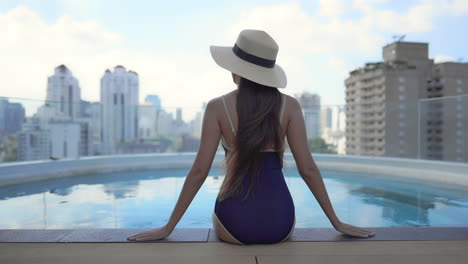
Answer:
[221,95,236,136]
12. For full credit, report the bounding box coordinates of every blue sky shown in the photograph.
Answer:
[1,0,468,120]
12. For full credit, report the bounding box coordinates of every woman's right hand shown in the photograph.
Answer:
[333,221,375,238]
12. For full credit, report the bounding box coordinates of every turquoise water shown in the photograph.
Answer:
[0,167,467,229]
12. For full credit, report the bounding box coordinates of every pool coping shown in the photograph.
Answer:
[1,227,467,243]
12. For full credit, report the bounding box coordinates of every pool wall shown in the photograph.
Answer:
[0,152,467,187]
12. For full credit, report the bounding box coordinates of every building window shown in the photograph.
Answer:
[399,103,406,109]
[457,87,463,93]
[399,85,406,91]
[399,94,406,100]
[399,121,406,127]
[399,112,405,118]
[457,79,463,85]
[398,77,406,83]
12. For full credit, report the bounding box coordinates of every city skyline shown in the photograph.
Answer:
[2,1,468,122]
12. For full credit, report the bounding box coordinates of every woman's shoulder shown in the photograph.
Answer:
[281,93,299,108]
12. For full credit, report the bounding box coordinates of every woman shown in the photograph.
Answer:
[127,29,375,244]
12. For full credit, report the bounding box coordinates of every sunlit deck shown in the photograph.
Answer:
[1,227,468,263]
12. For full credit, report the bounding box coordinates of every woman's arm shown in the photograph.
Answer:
[285,97,340,226]
[165,98,222,230]
[285,96,374,237]
[128,98,222,241]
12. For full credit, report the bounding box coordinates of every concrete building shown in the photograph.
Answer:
[46,65,81,120]
[17,117,51,161]
[345,42,433,157]
[156,110,174,136]
[321,105,346,154]
[138,102,157,139]
[88,102,102,153]
[345,41,468,162]
[145,95,162,110]
[296,92,321,139]
[419,63,468,162]
[0,99,25,135]
[100,66,139,154]
[49,121,81,159]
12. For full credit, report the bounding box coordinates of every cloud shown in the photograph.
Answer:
[0,5,228,120]
[1,1,466,117]
[434,55,456,63]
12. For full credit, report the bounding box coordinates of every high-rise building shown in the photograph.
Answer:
[345,42,433,157]
[156,110,174,136]
[138,102,157,139]
[145,95,162,110]
[46,65,81,120]
[17,117,51,161]
[0,99,25,135]
[345,41,468,162]
[49,121,81,159]
[296,92,321,139]
[100,66,139,154]
[176,107,183,127]
[420,63,468,162]
[321,105,346,154]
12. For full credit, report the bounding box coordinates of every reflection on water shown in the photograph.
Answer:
[0,167,467,229]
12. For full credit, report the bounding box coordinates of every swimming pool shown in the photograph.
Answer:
[1,166,467,229]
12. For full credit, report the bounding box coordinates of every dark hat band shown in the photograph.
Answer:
[232,44,276,68]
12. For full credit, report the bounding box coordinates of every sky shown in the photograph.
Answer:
[1,0,468,121]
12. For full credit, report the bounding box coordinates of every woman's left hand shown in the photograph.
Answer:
[127,226,172,242]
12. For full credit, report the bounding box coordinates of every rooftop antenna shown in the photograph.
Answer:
[392,34,406,42]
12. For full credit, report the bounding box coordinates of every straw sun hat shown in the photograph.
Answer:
[210,29,287,88]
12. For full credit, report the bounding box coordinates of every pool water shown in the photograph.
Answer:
[0,167,467,229]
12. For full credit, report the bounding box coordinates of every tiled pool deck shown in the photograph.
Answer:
[1,227,467,263]
[1,227,468,243]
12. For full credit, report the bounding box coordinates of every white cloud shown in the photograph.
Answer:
[318,0,353,17]
[434,55,455,63]
[0,5,229,120]
[1,1,466,117]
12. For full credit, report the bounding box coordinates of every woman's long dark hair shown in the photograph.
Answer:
[218,77,285,202]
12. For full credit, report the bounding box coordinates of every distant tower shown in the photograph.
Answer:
[145,95,162,110]
[176,107,183,126]
[100,66,139,154]
[296,92,321,139]
[46,65,81,120]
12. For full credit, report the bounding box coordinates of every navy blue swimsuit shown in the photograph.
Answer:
[214,94,295,244]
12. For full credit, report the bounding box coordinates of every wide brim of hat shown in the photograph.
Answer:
[210,45,287,88]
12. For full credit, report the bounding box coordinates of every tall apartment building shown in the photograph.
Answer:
[345,41,467,162]
[420,63,468,162]
[46,65,81,120]
[100,66,139,154]
[0,99,25,135]
[296,92,321,139]
[17,117,51,161]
